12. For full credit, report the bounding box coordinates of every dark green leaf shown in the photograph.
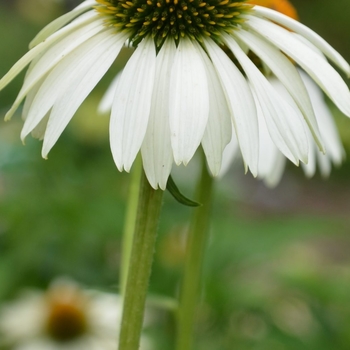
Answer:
[166,175,201,207]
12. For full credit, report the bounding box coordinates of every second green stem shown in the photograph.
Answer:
[176,159,214,350]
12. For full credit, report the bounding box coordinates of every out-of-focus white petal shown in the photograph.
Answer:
[252,5,350,76]
[219,130,239,177]
[169,38,209,166]
[204,37,259,176]
[42,30,127,158]
[110,37,156,172]
[234,28,324,152]
[29,0,97,49]
[299,70,345,165]
[224,34,308,165]
[5,19,105,121]
[0,10,99,98]
[257,101,286,187]
[98,72,122,114]
[141,39,176,190]
[302,143,316,178]
[194,41,232,176]
[245,16,350,117]
[316,150,332,177]
[266,76,316,179]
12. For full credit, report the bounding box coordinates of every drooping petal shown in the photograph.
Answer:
[29,0,97,49]
[203,37,259,176]
[42,30,127,158]
[256,100,286,187]
[299,70,345,164]
[169,38,209,166]
[21,28,125,142]
[316,149,332,177]
[245,16,350,117]
[98,72,122,114]
[141,39,176,190]
[110,36,156,172]
[21,71,49,140]
[301,142,317,178]
[5,19,105,121]
[234,28,324,152]
[252,5,350,76]
[0,10,99,98]
[219,129,239,177]
[224,34,308,165]
[194,41,232,176]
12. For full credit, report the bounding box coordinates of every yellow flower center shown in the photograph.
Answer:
[45,288,88,342]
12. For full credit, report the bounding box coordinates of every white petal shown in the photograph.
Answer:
[31,115,50,141]
[21,29,123,142]
[5,19,105,121]
[42,30,127,157]
[299,70,345,165]
[203,37,259,176]
[194,41,232,176]
[110,37,156,172]
[234,28,324,152]
[316,150,332,177]
[245,16,350,117]
[257,105,286,187]
[98,72,122,115]
[22,64,45,121]
[262,152,286,188]
[29,0,97,49]
[266,76,316,179]
[252,5,350,76]
[219,130,239,177]
[0,10,99,97]
[21,72,49,140]
[169,38,209,166]
[224,34,308,165]
[301,143,316,178]
[141,39,176,190]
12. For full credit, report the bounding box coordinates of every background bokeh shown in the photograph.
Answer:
[1,0,350,349]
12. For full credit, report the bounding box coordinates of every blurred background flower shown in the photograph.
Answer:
[0,278,153,349]
[1,0,350,349]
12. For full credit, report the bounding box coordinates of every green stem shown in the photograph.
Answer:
[176,158,214,350]
[120,157,142,297]
[118,169,164,350]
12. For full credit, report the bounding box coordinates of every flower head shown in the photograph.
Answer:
[0,279,152,349]
[1,0,350,189]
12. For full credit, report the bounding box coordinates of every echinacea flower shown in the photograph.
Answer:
[1,0,350,189]
[221,0,346,187]
[0,279,152,350]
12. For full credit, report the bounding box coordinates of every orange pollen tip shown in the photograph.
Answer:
[248,0,299,20]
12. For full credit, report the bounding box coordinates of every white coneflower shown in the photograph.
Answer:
[0,279,152,350]
[1,0,350,189]
[220,0,347,187]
